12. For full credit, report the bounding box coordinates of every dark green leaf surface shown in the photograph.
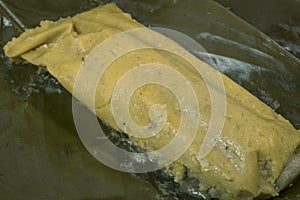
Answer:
[0,0,299,199]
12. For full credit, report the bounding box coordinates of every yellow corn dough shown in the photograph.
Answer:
[4,3,300,200]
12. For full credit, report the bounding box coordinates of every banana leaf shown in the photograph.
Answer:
[0,0,299,199]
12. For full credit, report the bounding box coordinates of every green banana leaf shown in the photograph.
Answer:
[0,0,299,199]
